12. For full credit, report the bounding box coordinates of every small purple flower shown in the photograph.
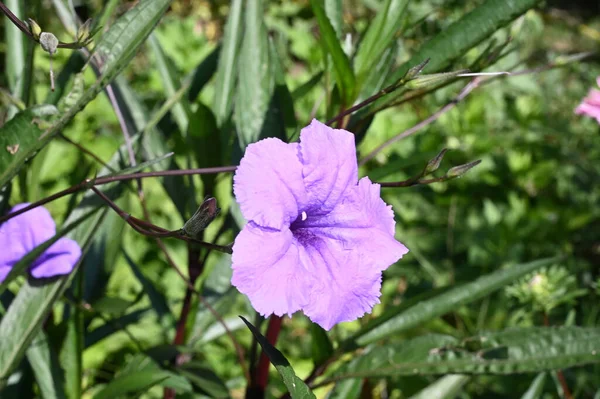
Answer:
[0,203,81,283]
[575,77,600,124]
[232,120,408,330]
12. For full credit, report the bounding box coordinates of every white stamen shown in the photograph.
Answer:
[457,72,511,77]
[301,211,307,221]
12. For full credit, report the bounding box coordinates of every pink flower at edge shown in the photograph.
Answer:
[0,203,81,283]
[231,119,409,330]
[575,77,600,124]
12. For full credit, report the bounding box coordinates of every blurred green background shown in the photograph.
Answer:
[1,0,599,398]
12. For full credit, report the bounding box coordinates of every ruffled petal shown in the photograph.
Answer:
[231,223,313,317]
[30,237,81,279]
[294,177,408,272]
[0,203,56,267]
[299,119,358,214]
[296,234,385,330]
[234,138,308,230]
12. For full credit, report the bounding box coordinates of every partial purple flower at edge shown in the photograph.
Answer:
[575,77,600,124]
[0,203,81,283]
[232,119,409,330]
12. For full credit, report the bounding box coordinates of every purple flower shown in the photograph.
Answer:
[575,77,600,124]
[0,203,81,283]
[232,120,408,330]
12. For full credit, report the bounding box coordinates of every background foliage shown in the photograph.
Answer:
[0,0,599,398]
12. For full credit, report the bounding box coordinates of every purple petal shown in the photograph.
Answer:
[231,223,312,317]
[295,177,409,272]
[234,138,308,230]
[30,238,81,279]
[299,235,385,330]
[0,203,56,267]
[299,120,358,214]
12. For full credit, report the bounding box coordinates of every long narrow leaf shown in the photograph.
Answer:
[310,0,356,104]
[213,0,243,126]
[350,256,560,346]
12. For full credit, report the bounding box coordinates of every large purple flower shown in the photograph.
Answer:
[232,119,408,330]
[575,77,600,124]
[0,203,81,283]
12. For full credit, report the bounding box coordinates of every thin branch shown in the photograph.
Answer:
[59,133,116,172]
[359,78,481,166]
[0,166,236,225]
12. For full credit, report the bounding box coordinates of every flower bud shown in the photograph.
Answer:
[446,160,481,178]
[182,197,220,239]
[405,70,469,89]
[403,58,430,81]
[39,32,59,55]
[27,18,42,40]
[77,19,92,43]
[425,148,448,175]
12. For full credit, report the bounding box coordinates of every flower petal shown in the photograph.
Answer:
[295,177,408,271]
[297,234,385,330]
[299,119,358,214]
[234,138,308,230]
[30,237,81,279]
[231,223,313,317]
[0,203,56,267]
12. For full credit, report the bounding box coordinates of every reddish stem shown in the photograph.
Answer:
[247,315,283,398]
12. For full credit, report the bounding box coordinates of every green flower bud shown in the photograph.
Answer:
[425,148,448,175]
[446,160,481,178]
[406,70,469,90]
[77,19,92,43]
[182,197,220,239]
[27,18,42,40]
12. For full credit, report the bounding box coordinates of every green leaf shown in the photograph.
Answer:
[26,332,67,399]
[4,0,29,119]
[240,316,316,399]
[0,0,172,189]
[0,105,59,187]
[348,257,560,346]
[521,373,547,399]
[358,0,541,117]
[188,45,220,102]
[353,0,409,85]
[213,0,243,126]
[291,71,324,102]
[234,0,272,148]
[123,250,173,321]
[327,327,600,379]
[310,0,356,104]
[310,324,334,366]
[176,362,229,398]
[408,375,470,399]
[188,102,220,195]
[149,34,191,134]
[324,0,343,38]
[84,308,151,348]
[91,370,172,399]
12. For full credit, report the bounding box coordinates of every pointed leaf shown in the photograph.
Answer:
[310,0,356,104]
[213,0,243,126]
[241,316,316,399]
[349,257,560,346]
